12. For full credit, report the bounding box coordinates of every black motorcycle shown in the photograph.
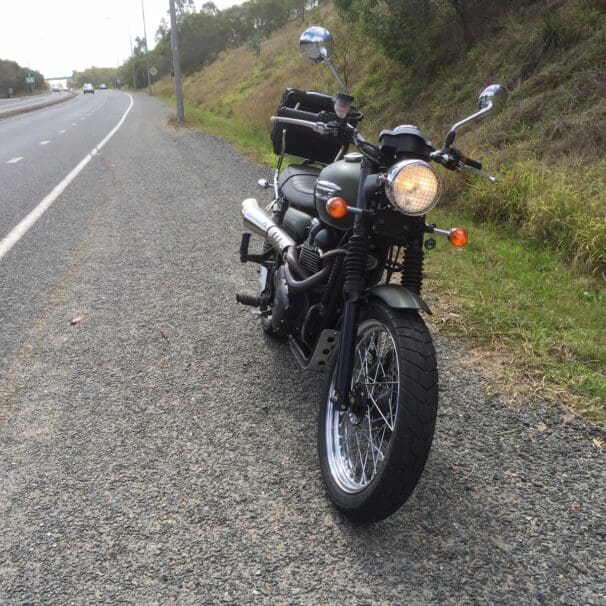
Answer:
[237,26,504,522]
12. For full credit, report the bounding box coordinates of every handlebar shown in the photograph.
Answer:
[275,108,323,123]
[270,115,383,163]
[270,115,338,136]
[271,116,496,183]
[430,147,496,184]
[460,156,482,171]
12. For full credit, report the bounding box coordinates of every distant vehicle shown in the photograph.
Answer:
[51,84,62,92]
[83,83,94,95]
[99,83,107,90]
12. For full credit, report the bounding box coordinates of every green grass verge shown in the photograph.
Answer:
[161,94,605,425]
[425,209,605,424]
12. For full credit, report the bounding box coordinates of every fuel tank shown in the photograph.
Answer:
[314,154,362,230]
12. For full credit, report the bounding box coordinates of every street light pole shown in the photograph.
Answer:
[141,0,151,95]
[169,0,185,122]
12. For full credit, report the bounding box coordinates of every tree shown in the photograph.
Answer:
[175,0,195,15]
[134,36,147,55]
[0,59,44,97]
[155,18,169,43]
[201,1,218,14]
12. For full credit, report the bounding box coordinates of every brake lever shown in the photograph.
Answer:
[431,149,496,184]
[458,163,497,184]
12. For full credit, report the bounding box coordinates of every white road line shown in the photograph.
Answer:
[58,129,66,134]
[40,140,50,145]
[0,94,134,261]
[71,122,77,126]
[6,157,24,164]
[80,117,85,121]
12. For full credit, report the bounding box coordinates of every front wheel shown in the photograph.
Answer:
[318,303,438,523]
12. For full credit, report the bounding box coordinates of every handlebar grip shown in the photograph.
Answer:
[276,107,323,122]
[461,156,482,171]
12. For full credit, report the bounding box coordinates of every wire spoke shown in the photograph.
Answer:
[366,407,379,477]
[327,321,401,493]
[353,429,367,484]
[368,391,395,432]
[363,381,399,386]
[377,423,388,458]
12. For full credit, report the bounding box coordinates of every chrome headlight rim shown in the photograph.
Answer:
[385,159,441,216]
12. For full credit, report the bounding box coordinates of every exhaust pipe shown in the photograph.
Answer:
[242,198,296,255]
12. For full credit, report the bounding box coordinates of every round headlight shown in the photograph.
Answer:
[385,160,441,216]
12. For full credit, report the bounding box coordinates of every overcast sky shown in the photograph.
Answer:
[0,0,240,78]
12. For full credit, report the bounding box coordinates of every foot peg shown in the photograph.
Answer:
[236,293,261,307]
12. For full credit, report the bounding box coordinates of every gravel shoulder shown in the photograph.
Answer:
[0,94,604,605]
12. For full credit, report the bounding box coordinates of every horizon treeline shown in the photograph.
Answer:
[0,60,45,97]
[70,0,324,90]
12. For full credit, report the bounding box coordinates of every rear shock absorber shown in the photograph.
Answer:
[400,240,424,295]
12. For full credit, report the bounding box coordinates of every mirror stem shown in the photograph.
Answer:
[326,59,349,94]
[446,101,493,144]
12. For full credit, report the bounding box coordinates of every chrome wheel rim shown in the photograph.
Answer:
[325,320,400,493]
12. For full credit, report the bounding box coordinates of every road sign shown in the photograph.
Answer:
[149,66,158,77]
[25,76,35,85]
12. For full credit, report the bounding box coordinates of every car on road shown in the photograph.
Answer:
[51,84,62,92]
[99,83,107,90]
[83,83,94,94]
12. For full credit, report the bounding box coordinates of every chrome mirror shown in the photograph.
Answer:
[478,84,506,111]
[299,26,334,64]
[299,26,348,93]
[445,83,506,146]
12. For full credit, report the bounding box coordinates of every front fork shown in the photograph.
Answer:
[332,159,374,410]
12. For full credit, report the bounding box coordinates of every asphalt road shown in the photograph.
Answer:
[0,90,133,380]
[0,92,604,604]
[0,90,72,118]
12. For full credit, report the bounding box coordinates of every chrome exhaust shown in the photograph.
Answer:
[241,198,296,255]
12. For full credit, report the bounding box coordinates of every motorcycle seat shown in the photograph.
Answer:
[278,164,320,214]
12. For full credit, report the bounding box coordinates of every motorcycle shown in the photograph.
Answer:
[237,26,505,522]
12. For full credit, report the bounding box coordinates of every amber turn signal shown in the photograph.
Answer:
[326,197,348,219]
[448,228,468,247]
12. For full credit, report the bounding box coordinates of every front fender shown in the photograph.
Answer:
[366,284,431,314]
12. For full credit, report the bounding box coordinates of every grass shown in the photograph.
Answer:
[445,161,606,278]
[156,1,606,424]
[424,209,605,424]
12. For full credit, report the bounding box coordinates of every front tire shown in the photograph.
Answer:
[318,303,438,522]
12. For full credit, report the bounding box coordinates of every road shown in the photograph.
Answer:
[0,90,72,118]
[0,90,133,378]
[0,91,604,604]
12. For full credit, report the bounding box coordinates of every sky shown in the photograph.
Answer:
[0,0,241,78]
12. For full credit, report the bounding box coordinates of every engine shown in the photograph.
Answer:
[271,221,338,340]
